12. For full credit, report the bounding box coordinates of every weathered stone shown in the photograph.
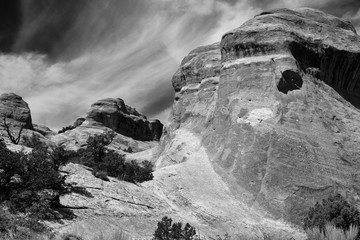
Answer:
[73,118,85,127]
[85,98,163,141]
[33,123,55,136]
[160,7,360,237]
[169,42,220,131]
[0,93,33,129]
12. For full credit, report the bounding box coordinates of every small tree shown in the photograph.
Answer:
[153,216,196,240]
[85,130,116,163]
[22,133,44,149]
[1,116,24,144]
[0,140,74,220]
[58,125,76,134]
[304,194,360,232]
[79,130,154,183]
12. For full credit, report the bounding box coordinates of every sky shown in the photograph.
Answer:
[0,0,359,130]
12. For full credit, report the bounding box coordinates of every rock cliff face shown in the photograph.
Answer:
[0,93,33,129]
[85,98,163,141]
[165,7,360,230]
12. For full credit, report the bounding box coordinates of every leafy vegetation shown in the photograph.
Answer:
[304,194,360,231]
[0,137,83,238]
[153,216,196,240]
[78,131,153,183]
[304,194,360,240]
[22,133,45,149]
[58,125,76,134]
[0,139,74,218]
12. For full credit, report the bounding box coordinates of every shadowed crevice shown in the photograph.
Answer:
[290,41,360,108]
[277,70,303,94]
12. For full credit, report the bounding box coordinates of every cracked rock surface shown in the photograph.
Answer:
[161,7,360,238]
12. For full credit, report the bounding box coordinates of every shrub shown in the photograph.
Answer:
[93,170,110,182]
[153,216,196,240]
[0,140,73,221]
[84,131,116,163]
[58,125,76,134]
[80,131,153,183]
[21,133,44,149]
[0,208,51,239]
[304,194,360,232]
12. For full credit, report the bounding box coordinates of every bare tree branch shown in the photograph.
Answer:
[1,115,24,145]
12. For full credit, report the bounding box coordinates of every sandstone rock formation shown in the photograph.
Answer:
[162,7,360,237]
[4,8,360,240]
[85,98,163,141]
[33,123,55,136]
[0,93,33,129]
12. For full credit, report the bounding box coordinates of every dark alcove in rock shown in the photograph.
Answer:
[277,70,303,94]
[290,41,360,108]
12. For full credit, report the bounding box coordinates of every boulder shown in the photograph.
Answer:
[33,124,55,136]
[73,117,85,127]
[85,98,163,141]
[0,93,33,129]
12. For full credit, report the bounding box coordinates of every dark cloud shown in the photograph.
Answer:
[13,0,149,60]
[2,0,360,129]
[0,0,21,52]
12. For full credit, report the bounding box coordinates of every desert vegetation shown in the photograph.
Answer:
[77,131,154,183]
[304,194,360,240]
[58,125,76,134]
[153,216,197,240]
[0,137,82,239]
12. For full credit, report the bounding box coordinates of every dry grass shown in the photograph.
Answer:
[306,224,358,240]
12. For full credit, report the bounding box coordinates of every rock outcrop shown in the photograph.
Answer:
[163,7,360,236]
[85,98,163,141]
[170,42,220,132]
[0,93,33,129]
[33,124,54,136]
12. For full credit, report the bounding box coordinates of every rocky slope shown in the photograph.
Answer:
[165,6,360,233]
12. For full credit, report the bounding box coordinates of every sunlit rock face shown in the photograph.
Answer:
[85,98,163,141]
[165,7,360,230]
[169,42,221,132]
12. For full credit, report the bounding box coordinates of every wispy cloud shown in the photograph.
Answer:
[0,0,358,130]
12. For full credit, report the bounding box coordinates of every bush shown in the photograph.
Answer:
[0,140,73,220]
[153,216,196,240]
[0,208,51,239]
[80,131,153,183]
[58,125,76,134]
[304,194,360,233]
[22,133,44,149]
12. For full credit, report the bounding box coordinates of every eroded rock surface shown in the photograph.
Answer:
[169,42,220,132]
[0,93,33,129]
[86,98,163,141]
[163,7,360,237]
